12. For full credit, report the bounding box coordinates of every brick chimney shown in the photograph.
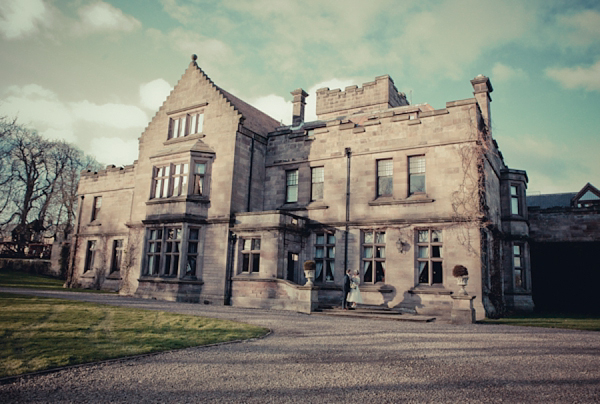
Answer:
[291,88,308,127]
[470,75,493,129]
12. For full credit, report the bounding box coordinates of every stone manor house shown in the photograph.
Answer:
[67,56,533,320]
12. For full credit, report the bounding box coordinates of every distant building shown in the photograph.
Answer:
[67,56,534,319]
[527,183,600,314]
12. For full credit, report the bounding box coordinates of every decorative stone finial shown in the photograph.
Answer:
[191,54,197,61]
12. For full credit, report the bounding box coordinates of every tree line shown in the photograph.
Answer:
[0,117,103,255]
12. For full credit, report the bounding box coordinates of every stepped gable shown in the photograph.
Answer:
[189,57,279,136]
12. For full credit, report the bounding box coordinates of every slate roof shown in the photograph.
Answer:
[218,88,280,136]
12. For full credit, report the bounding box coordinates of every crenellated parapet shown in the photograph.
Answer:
[316,75,409,120]
[79,164,136,194]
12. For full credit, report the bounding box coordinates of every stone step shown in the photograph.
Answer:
[315,306,436,322]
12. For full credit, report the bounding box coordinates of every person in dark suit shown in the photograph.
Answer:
[342,269,352,309]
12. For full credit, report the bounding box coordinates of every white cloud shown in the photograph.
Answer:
[76,1,141,34]
[491,63,526,82]
[168,28,233,62]
[0,0,49,39]
[556,10,600,47]
[0,84,148,165]
[139,79,172,111]
[89,137,139,167]
[546,60,600,92]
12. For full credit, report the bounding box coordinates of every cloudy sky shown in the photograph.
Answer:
[1,0,599,194]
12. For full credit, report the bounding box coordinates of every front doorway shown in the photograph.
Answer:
[287,252,299,283]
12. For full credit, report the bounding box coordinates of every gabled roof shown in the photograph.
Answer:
[526,183,600,209]
[572,183,600,205]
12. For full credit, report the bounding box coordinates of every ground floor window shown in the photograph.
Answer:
[146,229,162,276]
[315,233,335,282]
[240,238,260,273]
[362,230,385,283]
[164,228,182,277]
[144,226,200,278]
[84,240,96,272]
[186,228,200,277]
[513,244,524,289]
[110,239,124,273]
[417,229,443,285]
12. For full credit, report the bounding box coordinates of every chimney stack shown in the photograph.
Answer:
[470,74,493,130]
[291,88,308,127]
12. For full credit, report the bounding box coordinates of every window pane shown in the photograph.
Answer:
[315,261,323,282]
[378,177,393,196]
[410,174,426,194]
[511,197,519,215]
[173,177,180,196]
[418,246,429,258]
[252,254,260,272]
[514,257,521,267]
[162,178,169,197]
[431,230,442,243]
[376,246,385,258]
[287,185,298,203]
[190,114,197,134]
[418,231,428,243]
[173,242,179,253]
[513,245,521,255]
[172,119,179,138]
[377,159,393,176]
[155,179,162,198]
[511,186,518,196]
[186,256,196,276]
[326,261,334,282]
[376,232,385,244]
[164,255,171,274]
[376,261,385,283]
[286,170,298,185]
[243,239,252,250]
[364,232,374,244]
[156,230,162,239]
[167,228,175,239]
[312,182,324,200]
[189,228,199,240]
[432,261,443,284]
[195,175,204,195]
[166,242,172,253]
[312,167,324,182]
[149,229,156,240]
[175,229,182,239]
[172,255,179,276]
[315,247,324,258]
[418,261,429,284]
[327,234,335,245]
[432,246,442,258]
[316,234,325,244]
[364,261,373,283]
[409,156,425,174]
[147,256,154,274]
[363,246,373,259]
[188,241,198,254]
[327,246,335,258]
[152,254,160,274]
[155,242,161,253]
[515,269,523,288]
[242,254,250,272]
[197,113,204,133]
[252,239,261,250]
[195,163,206,174]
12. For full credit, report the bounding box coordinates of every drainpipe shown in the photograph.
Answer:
[246,135,255,212]
[344,147,351,273]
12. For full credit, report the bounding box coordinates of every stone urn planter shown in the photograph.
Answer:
[452,265,469,295]
[303,260,316,286]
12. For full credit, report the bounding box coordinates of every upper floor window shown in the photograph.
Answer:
[153,166,171,199]
[169,113,204,139]
[377,159,393,197]
[91,196,102,221]
[151,162,198,199]
[240,238,260,273]
[286,170,298,203]
[362,231,385,283]
[417,229,443,285]
[315,233,335,282]
[409,155,426,195]
[510,185,520,215]
[311,167,324,201]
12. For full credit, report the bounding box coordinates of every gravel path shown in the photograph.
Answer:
[1,288,599,403]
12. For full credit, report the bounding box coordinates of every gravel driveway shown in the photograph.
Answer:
[1,288,599,403]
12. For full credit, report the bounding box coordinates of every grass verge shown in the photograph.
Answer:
[0,269,110,293]
[0,292,268,378]
[481,313,600,331]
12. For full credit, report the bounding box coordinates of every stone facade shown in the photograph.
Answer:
[67,58,533,319]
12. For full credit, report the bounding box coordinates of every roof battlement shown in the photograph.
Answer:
[80,164,136,179]
[315,75,409,120]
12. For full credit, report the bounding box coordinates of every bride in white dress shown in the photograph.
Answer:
[347,270,363,308]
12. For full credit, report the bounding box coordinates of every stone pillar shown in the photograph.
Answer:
[291,88,308,127]
[470,75,493,130]
[451,295,476,324]
[297,285,319,314]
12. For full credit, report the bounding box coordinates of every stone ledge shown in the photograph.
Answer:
[368,197,435,206]
[138,276,204,285]
[163,132,205,146]
[409,286,453,295]
[407,119,422,125]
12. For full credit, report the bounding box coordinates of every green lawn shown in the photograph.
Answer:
[0,269,111,293]
[481,313,600,331]
[0,293,269,378]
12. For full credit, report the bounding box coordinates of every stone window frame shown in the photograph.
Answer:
[286,169,299,203]
[185,227,201,278]
[239,237,261,274]
[362,230,386,284]
[314,232,335,283]
[110,239,124,274]
[163,227,182,277]
[145,228,163,276]
[168,110,204,140]
[416,229,443,285]
[91,196,102,222]
[143,225,203,279]
[192,161,207,197]
[311,166,324,201]
[408,155,426,196]
[84,240,97,273]
[376,159,393,197]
